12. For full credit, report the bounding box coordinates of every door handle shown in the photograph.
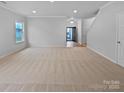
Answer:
[117,41,121,44]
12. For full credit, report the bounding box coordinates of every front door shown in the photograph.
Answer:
[66,27,73,41]
[66,27,76,41]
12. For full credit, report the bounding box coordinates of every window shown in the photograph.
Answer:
[16,22,24,43]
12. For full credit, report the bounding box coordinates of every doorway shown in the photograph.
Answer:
[66,27,76,41]
[66,27,78,47]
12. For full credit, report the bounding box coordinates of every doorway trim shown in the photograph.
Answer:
[115,14,119,64]
[66,27,76,42]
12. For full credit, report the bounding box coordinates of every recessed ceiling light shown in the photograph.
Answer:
[70,21,74,24]
[73,10,78,13]
[32,10,37,14]
[50,1,54,2]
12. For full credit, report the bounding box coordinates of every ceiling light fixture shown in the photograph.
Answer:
[73,10,78,13]
[50,1,54,2]
[70,21,74,24]
[32,10,37,14]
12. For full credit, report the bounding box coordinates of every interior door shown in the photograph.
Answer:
[117,14,124,67]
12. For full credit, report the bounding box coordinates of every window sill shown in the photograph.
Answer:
[16,41,24,44]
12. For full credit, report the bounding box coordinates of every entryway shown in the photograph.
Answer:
[66,27,78,47]
[66,27,76,41]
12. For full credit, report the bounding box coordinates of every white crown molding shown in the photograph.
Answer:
[0,1,113,18]
[27,16,67,18]
[0,3,26,17]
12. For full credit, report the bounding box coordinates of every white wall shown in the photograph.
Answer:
[27,17,67,47]
[82,17,96,44]
[87,2,124,63]
[0,6,27,58]
[77,19,82,44]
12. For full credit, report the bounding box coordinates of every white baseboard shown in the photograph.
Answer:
[29,44,66,48]
[0,47,26,59]
[87,46,116,63]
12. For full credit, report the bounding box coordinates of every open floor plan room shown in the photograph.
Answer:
[0,1,124,92]
[0,48,124,91]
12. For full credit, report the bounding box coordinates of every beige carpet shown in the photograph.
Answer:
[0,47,124,92]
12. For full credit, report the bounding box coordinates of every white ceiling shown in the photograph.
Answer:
[0,1,109,18]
